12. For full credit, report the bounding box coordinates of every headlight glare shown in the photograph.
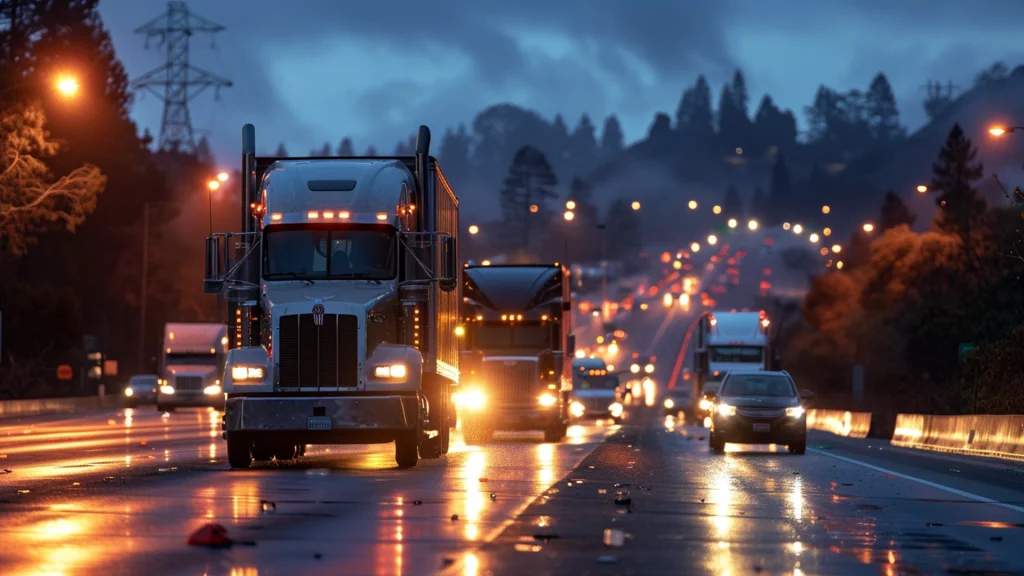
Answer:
[231,366,265,381]
[538,393,557,407]
[569,401,585,418]
[124,388,134,397]
[373,363,407,380]
[663,398,674,409]
[458,388,486,410]
[609,402,624,417]
[204,384,222,395]
[717,403,736,416]
[159,385,175,395]
[785,405,805,418]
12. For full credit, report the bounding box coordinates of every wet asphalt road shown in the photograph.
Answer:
[2,245,1023,575]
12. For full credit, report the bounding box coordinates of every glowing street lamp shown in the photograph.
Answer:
[707,234,718,245]
[631,201,641,210]
[207,179,220,191]
[821,205,830,214]
[55,74,80,97]
[688,200,698,210]
[988,125,1024,137]
[809,233,820,243]
[529,204,539,213]
[831,244,841,253]
[566,200,576,210]
[862,223,875,233]
[727,218,738,229]
[916,184,928,193]
[563,210,575,221]
[690,242,700,252]
[747,219,758,231]
[217,172,230,183]
[712,205,722,215]
[468,225,480,235]
[792,224,803,235]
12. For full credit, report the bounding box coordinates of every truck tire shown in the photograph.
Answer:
[421,387,450,459]
[543,422,567,443]
[395,431,418,468]
[227,434,253,469]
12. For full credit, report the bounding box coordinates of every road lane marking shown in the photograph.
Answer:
[809,448,1024,515]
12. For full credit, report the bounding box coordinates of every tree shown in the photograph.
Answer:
[500,146,558,251]
[753,95,797,155]
[0,102,105,255]
[647,112,673,144]
[274,142,289,156]
[923,81,957,121]
[719,70,753,150]
[767,153,793,225]
[675,75,714,141]
[878,191,915,232]
[930,123,985,242]
[974,61,1009,87]
[439,125,471,175]
[600,115,624,158]
[750,187,768,221]
[336,137,355,156]
[194,135,214,164]
[570,114,597,158]
[723,184,743,217]
[364,145,378,156]
[732,70,750,120]
[865,73,904,141]
[605,198,640,259]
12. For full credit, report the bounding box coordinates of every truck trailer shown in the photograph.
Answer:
[156,322,228,412]
[204,124,460,469]
[692,310,771,401]
[457,264,575,444]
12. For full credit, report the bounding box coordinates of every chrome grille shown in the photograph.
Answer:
[737,407,785,419]
[175,376,203,391]
[277,313,359,388]
[481,360,538,406]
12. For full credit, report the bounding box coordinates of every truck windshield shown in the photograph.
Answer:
[576,376,618,389]
[709,346,762,363]
[165,354,219,366]
[263,226,396,280]
[472,323,551,350]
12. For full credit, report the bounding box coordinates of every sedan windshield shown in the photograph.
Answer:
[720,374,796,397]
[264,225,396,280]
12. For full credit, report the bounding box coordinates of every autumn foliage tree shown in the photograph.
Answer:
[0,101,105,255]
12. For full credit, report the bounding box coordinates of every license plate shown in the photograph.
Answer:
[308,416,331,431]
[752,423,770,433]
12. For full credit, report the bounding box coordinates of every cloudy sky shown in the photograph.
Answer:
[98,0,1024,163]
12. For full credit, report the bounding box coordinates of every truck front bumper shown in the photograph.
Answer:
[223,394,423,435]
[158,391,225,409]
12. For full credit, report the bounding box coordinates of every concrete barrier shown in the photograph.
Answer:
[891,413,1024,461]
[0,395,125,419]
[807,409,872,439]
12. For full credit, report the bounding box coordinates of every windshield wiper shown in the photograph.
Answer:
[265,272,315,285]
[330,273,382,285]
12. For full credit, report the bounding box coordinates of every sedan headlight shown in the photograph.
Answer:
[785,405,805,418]
[644,363,655,374]
[124,387,134,397]
[204,384,222,395]
[373,363,407,381]
[569,401,585,418]
[716,403,736,416]
[159,385,175,395]
[663,398,675,409]
[231,366,265,382]
[538,393,557,407]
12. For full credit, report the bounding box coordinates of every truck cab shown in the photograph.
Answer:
[157,323,228,412]
[572,357,622,421]
[204,124,460,469]
[457,264,574,444]
[693,310,771,414]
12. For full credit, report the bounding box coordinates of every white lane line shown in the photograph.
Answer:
[809,448,1024,515]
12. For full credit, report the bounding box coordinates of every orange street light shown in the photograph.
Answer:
[217,172,230,182]
[563,210,575,221]
[207,180,220,191]
[566,200,576,210]
[631,201,641,211]
[55,74,80,97]
[688,200,698,210]
[468,225,479,235]
[916,184,928,193]
[862,223,875,233]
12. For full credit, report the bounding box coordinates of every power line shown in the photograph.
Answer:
[131,1,231,154]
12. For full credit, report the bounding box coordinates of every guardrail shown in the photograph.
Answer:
[807,409,872,439]
[891,413,1024,462]
[0,395,125,419]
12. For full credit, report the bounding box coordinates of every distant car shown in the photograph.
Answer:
[123,374,159,407]
[662,386,693,417]
[707,370,812,454]
[572,358,623,421]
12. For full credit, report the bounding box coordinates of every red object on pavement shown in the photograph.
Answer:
[187,523,233,547]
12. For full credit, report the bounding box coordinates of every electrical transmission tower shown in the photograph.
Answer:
[131,1,232,154]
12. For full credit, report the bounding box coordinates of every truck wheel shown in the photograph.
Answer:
[227,434,253,469]
[296,444,307,457]
[543,422,567,443]
[395,431,418,468]
[252,443,275,462]
[272,444,297,461]
[421,393,450,459]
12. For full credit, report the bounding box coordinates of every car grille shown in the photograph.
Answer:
[278,313,359,388]
[736,407,785,419]
[175,376,203,391]
[481,360,538,406]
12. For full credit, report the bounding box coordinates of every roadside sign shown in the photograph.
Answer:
[56,364,73,380]
[103,360,118,376]
[958,343,976,360]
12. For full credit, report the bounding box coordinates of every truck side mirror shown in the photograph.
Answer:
[566,333,576,356]
[204,236,224,294]
[439,236,457,292]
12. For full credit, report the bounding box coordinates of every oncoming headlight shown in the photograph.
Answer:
[159,385,175,395]
[663,398,674,409]
[698,398,712,411]
[785,405,805,418]
[204,384,222,395]
[609,402,624,418]
[569,401,585,418]
[124,387,134,397]
[373,363,407,381]
[717,403,736,416]
[538,393,557,407]
[231,366,265,382]
[457,389,486,410]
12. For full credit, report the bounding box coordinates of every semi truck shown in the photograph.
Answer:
[692,310,770,416]
[203,124,460,469]
[156,322,228,412]
[457,264,575,444]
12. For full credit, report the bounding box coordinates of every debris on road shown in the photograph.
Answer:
[187,523,234,548]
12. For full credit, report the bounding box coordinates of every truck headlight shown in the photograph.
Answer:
[457,388,486,410]
[231,366,265,382]
[609,402,624,418]
[373,363,407,381]
[204,384,222,395]
[160,385,175,395]
[785,406,805,418]
[124,388,134,397]
[717,403,736,416]
[538,393,557,407]
[698,398,712,411]
[569,401,585,418]
[663,398,674,409]
[644,363,655,374]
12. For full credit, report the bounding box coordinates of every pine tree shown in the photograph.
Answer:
[274,143,288,156]
[317,142,331,157]
[194,135,214,164]
[865,73,904,141]
[750,187,767,221]
[337,137,355,156]
[570,114,597,163]
[723,184,743,217]
[767,154,792,225]
[878,191,915,232]
[600,115,625,158]
[439,125,471,171]
[717,84,739,145]
[500,146,559,250]
[930,123,985,241]
[364,145,378,156]
[753,95,797,155]
[647,113,673,144]
[732,70,750,120]
[676,75,714,140]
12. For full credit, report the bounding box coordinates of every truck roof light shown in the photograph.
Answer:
[323,211,335,219]
[307,211,319,219]
[271,213,283,221]
[339,211,350,219]
[376,212,388,221]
